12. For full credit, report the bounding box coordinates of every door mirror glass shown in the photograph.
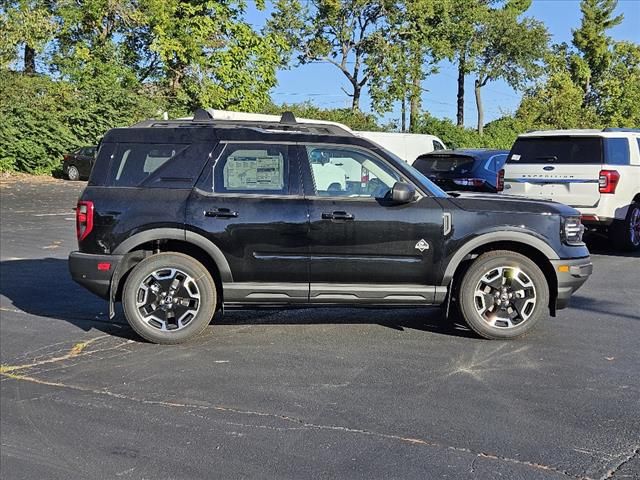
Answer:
[391,181,415,203]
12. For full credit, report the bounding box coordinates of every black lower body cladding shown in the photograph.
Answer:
[68,251,123,299]
[551,257,593,309]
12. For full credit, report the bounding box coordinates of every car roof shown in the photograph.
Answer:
[519,128,640,138]
[419,149,508,159]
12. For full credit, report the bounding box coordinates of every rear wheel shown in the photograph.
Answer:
[66,165,80,181]
[610,203,640,252]
[458,250,549,340]
[122,253,216,344]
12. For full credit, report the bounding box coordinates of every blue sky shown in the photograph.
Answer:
[248,0,640,128]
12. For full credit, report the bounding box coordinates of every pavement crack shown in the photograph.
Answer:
[0,336,129,374]
[599,446,639,479]
[1,369,587,479]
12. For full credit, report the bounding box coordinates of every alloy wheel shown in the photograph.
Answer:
[135,268,200,331]
[473,266,537,329]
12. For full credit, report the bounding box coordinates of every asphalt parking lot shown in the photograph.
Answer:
[1,176,639,480]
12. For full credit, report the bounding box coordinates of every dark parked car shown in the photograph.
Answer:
[69,110,592,344]
[413,149,508,193]
[62,146,97,180]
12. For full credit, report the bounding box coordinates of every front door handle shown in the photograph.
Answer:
[322,211,354,221]
[204,208,238,218]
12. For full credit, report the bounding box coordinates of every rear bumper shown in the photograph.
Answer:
[68,251,122,300]
[551,257,593,310]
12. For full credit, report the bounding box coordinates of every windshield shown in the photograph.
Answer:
[375,146,449,197]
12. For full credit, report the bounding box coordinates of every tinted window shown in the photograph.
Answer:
[414,155,476,175]
[305,145,401,198]
[213,144,289,194]
[508,137,602,164]
[433,140,445,151]
[486,154,507,172]
[604,138,630,165]
[107,143,188,186]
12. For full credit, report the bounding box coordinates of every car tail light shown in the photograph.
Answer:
[599,170,619,194]
[76,200,94,241]
[497,169,505,192]
[453,178,486,187]
[361,166,369,187]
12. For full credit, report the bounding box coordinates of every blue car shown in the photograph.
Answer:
[412,149,509,193]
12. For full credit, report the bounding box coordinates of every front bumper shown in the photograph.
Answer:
[68,251,122,300]
[551,257,593,310]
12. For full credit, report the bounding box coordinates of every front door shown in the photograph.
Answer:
[299,143,444,304]
[186,142,309,303]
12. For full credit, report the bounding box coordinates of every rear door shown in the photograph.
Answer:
[503,136,602,207]
[186,141,310,303]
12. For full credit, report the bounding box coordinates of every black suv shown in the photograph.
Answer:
[69,110,593,344]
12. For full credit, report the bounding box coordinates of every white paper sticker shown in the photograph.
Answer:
[511,154,521,161]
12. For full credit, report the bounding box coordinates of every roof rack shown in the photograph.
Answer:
[602,127,640,133]
[131,108,354,136]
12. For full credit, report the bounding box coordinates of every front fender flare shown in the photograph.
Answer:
[441,231,559,285]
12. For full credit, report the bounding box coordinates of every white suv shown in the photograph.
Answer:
[500,129,640,251]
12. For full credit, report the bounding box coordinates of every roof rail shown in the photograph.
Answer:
[602,127,640,133]
[131,108,354,136]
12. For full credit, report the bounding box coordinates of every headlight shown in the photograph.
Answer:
[562,216,585,245]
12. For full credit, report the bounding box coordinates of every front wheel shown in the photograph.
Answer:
[122,253,217,344]
[458,250,549,340]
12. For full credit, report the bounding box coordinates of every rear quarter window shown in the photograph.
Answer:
[100,142,213,188]
[603,138,630,166]
[508,137,602,164]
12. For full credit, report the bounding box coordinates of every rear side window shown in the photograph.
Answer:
[107,143,188,187]
[433,140,445,151]
[414,155,476,175]
[603,138,630,165]
[212,143,289,195]
[508,137,602,164]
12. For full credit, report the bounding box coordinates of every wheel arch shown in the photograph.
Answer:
[442,233,559,315]
[108,229,231,317]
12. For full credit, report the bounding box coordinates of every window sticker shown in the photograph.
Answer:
[225,154,284,190]
[511,154,521,161]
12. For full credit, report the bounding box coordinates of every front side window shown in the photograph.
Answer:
[433,140,445,151]
[212,143,289,194]
[305,145,401,199]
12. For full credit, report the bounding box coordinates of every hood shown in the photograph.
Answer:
[446,192,580,216]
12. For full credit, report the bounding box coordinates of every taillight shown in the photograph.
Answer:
[453,178,486,187]
[599,170,620,194]
[76,200,94,241]
[361,166,369,187]
[497,169,505,192]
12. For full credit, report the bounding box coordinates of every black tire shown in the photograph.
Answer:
[122,253,217,344]
[458,250,549,340]
[67,165,80,181]
[609,203,640,252]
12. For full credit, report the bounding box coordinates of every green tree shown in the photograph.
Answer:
[299,0,387,111]
[571,0,623,103]
[367,0,448,131]
[469,0,548,135]
[0,0,56,73]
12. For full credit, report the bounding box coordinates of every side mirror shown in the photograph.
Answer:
[391,181,416,203]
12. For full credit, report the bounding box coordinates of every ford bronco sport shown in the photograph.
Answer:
[69,109,593,344]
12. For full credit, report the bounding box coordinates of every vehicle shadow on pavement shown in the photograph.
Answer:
[584,234,640,258]
[0,257,138,340]
[0,258,477,342]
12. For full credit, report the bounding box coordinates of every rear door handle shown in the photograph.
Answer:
[322,211,354,221]
[204,208,238,218]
